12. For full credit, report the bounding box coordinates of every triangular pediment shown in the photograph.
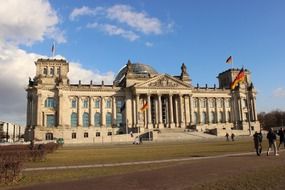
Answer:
[135,74,191,89]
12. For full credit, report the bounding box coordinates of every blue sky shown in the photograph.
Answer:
[0,0,285,124]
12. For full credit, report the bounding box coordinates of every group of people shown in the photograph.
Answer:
[253,127,285,156]
[225,133,235,141]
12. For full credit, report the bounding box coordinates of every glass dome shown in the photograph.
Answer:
[114,63,158,83]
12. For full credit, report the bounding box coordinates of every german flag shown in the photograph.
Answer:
[226,56,233,64]
[230,68,245,90]
[140,102,148,112]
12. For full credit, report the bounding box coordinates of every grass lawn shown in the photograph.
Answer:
[1,137,272,189]
[24,137,257,168]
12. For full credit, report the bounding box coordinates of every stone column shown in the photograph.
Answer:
[112,96,116,126]
[223,98,227,123]
[184,96,190,126]
[189,95,194,125]
[169,94,175,128]
[89,96,94,127]
[132,96,136,127]
[206,98,210,124]
[147,94,152,129]
[198,98,202,124]
[252,97,257,121]
[174,96,179,127]
[36,94,42,127]
[179,95,185,128]
[214,98,218,123]
[101,97,105,127]
[239,98,243,121]
[158,94,163,128]
[58,94,63,127]
[154,97,158,127]
[78,96,82,127]
[136,94,140,127]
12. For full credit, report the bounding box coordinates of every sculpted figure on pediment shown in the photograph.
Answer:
[148,77,179,87]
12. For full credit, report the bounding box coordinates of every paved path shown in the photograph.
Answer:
[23,151,255,172]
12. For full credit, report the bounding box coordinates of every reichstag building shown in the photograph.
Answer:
[26,58,260,143]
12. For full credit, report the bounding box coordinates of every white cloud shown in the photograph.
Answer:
[145,41,154,47]
[106,5,162,35]
[0,0,65,45]
[72,4,171,41]
[273,87,285,97]
[69,6,103,21]
[0,43,114,124]
[87,22,139,41]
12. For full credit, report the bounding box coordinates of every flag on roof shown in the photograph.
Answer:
[230,68,245,90]
[226,56,233,64]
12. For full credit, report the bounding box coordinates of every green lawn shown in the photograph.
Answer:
[24,138,256,168]
[2,137,267,189]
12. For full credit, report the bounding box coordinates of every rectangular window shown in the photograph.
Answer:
[72,132,76,139]
[46,115,55,127]
[95,99,100,108]
[83,100,88,108]
[45,98,56,108]
[71,100,76,108]
[96,132,100,137]
[84,132,88,138]
[106,99,111,108]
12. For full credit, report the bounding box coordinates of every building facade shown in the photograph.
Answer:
[0,121,25,143]
[26,58,260,143]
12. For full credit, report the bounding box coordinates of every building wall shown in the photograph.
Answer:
[26,59,260,143]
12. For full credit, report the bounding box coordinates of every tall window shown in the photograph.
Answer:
[193,112,198,124]
[201,99,206,108]
[72,133,76,139]
[194,99,199,108]
[50,67,54,75]
[95,98,100,108]
[209,100,214,108]
[106,112,112,127]
[83,100,88,108]
[116,113,123,127]
[83,112,89,127]
[43,68,48,75]
[94,112,101,127]
[210,111,215,123]
[46,115,55,127]
[202,111,207,124]
[106,99,111,108]
[116,100,122,112]
[45,98,56,108]
[71,99,76,108]
[71,112,77,127]
[219,111,223,123]
[227,111,231,122]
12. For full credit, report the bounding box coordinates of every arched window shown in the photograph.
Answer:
[94,112,101,127]
[43,68,48,75]
[116,113,123,127]
[71,112,77,127]
[202,111,207,124]
[83,112,89,127]
[210,111,215,123]
[50,67,54,75]
[193,112,198,124]
[219,111,223,123]
[106,112,112,127]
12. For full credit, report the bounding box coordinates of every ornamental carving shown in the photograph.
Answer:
[148,77,179,87]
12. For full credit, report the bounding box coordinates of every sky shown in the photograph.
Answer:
[0,0,285,125]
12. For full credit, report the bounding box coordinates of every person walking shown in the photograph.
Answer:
[253,131,263,156]
[267,128,278,156]
[225,133,229,141]
[278,128,285,150]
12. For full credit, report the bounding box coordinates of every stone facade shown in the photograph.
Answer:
[25,58,260,144]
